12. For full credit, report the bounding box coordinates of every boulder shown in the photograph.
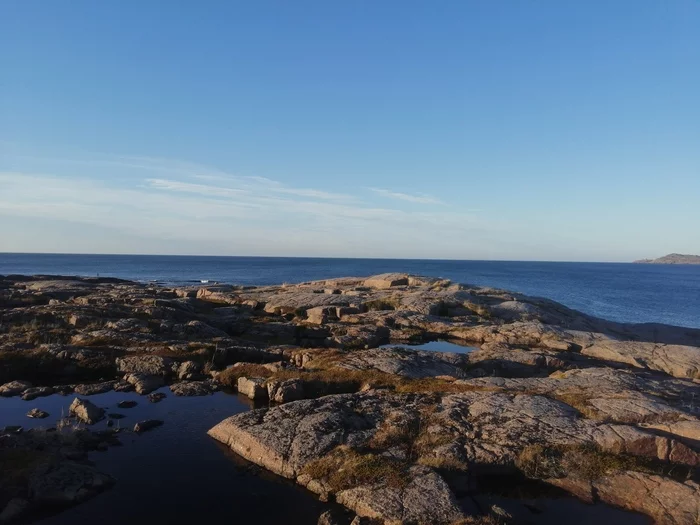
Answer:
[177,360,203,380]
[335,465,463,524]
[0,380,32,397]
[170,381,214,396]
[305,306,338,325]
[69,398,104,425]
[237,377,268,400]
[116,355,176,377]
[21,386,55,401]
[74,381,115,396]
[148,392,166,403]
[26,408,49,419]
[28,461,113,504]
[124,373,164,395]
[266,379,304,403]
[134,420,163,433]
[363,273,409,289]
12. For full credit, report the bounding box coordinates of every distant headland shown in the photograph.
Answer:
[634,253,700,264]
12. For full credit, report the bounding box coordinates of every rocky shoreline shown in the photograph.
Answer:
[1,273,699,524]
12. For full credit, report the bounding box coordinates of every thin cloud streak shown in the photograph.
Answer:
[368,187,444,204]
[0,151,514,257]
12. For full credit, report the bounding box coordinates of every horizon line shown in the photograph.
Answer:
[0,251,643,264]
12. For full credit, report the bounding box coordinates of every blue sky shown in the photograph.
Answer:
[1,1,698,261]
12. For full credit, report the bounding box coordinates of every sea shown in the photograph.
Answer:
[1,253,699,329]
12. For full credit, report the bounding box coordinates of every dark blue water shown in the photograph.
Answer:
[1,253,699,329]
[382,340,479,354]
[1,387,332,525]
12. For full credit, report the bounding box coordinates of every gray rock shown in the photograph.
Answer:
[237,377,268,400]
[306,306,338,325]
[21,386,55,401]
[170,381,214,396]
[148,392,166,403]
[28,461,113,504]
[116,355,176,377]
[266,379,304,403]
[124,373,164,394]
[134,419,163,433]
[27,408,49,419]
[177,360,203,380]
[334,347,468,379]
[209,389,700,523]
[68,398,104,425]
[74,381,115,396]
[317,509,350,525]
[0,380,32,397]
[364,273,409,289]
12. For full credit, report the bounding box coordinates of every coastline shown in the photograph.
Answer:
[1,273,699,524]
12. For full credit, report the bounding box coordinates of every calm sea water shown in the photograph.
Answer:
[1,253,699,329]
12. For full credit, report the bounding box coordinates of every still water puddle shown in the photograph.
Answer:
[1,388,334,525]
[382,339,478,354]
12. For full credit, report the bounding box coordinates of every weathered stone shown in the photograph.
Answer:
[592,471,700,525]
[306,306,337,325]
[0,380,32,397]
[335,465,463,524]
[170,380,214,396]
[69,398,104,425]
[26,408,49,419]
[177,360,203,380]
[21,386,55,401]
[74,381,115,396]
[116,355,176,377]
[68,314,91,328]
[134,419,163,433]
[148,392,166,403]
[332,347,468,379]
[28,461,114,504]
[124,373,164,394]
[581,340,700,380]
[237,377,268,400]
[266,379,304,403]
[364,273,409,289]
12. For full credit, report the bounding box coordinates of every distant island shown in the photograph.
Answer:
[634,253,700,264]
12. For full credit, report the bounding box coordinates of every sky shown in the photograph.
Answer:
[1,1,699,261]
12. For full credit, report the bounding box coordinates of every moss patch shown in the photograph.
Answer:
[302,445,408,491]
[515,444,692,481]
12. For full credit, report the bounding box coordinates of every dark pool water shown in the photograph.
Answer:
[474,494,651,525]
[382,339,479,353]
[1,388,333,525]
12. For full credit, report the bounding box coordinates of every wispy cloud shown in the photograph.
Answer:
[0,151,509,257]
[368,187,444,204]
[146,178,249,199]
